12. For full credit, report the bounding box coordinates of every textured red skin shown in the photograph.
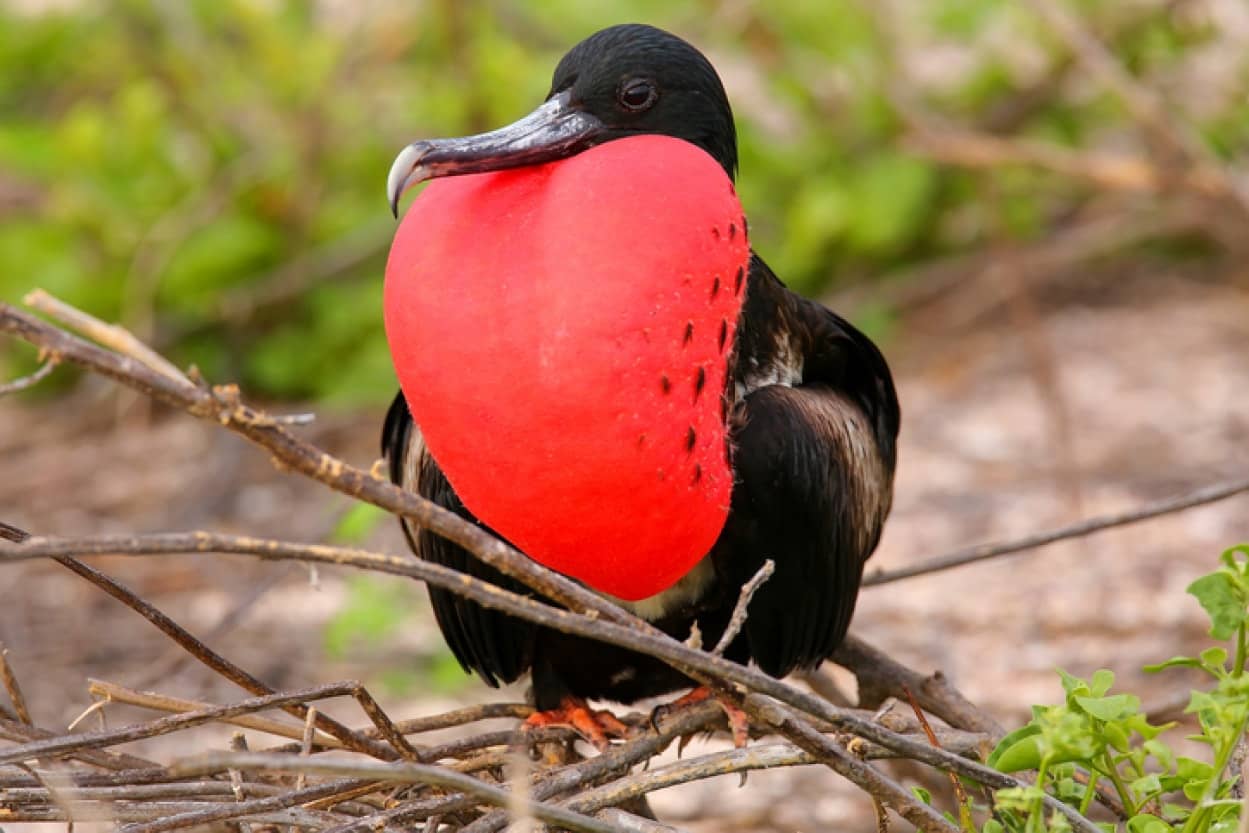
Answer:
[384,136,750,600]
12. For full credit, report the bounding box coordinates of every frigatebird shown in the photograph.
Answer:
[382,23,899,743]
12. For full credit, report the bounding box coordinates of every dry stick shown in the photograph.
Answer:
[459,702,725,833]
[0,354,58,397]
[563,743,811,815]
[833,635,1005,738]
[863,475,1249,586]
[0,804,338,827]
[905,686,975,833]
[742,695,958,833]
[0,716,160,772]
[91,681,533,750]
[88,680,341,748]
[227,732,252,833]
[296,706,317,791]
[389,703,533,736]
[712,559,774,656]
[0,643,33,725]
[0,530,1091,829]
[0,521,30,543]
[425,703,722,833]
[0,682,393,767]
[24,290,190,384]
[53,553,412,762]
[321,793,481,833]
[595,808,680,833]
[0,534,1094,833]
[135,565,294,690]
[171,752,628,833]
[0,780,288,804]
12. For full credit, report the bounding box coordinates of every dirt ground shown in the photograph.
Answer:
[2,276,1248,831]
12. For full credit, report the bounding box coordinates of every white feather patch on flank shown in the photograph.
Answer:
[603,554,717,622]
[736,330,803,399]
[400,422,428,544]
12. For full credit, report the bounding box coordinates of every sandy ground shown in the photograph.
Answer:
[1,277,1248,830]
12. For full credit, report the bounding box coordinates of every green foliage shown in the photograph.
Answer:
[984,546,1249,833]
[1,2,1243,403]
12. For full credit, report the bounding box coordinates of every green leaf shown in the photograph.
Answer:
[1074,693,1140,722]
[1103,720,1130,752]
[911,785,932,805]
[1126,814,1170,833]
[988,724,1042,770]
[1090,669,1116,697]
[1188,572,1246,640]
[1130,773,1162,800]
[1201,646,1229,670]
[991,732,1044,773]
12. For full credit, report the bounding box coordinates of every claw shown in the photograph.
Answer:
[522,696,629,750]
[650,686,751,751]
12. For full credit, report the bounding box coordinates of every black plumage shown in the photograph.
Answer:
[381,24,900,711]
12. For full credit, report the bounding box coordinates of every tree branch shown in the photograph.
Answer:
[864,476,1249,586]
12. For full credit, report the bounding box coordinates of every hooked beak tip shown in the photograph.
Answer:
[387,143,428,218]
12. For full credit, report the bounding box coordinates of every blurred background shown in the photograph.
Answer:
[1,1,1248,830]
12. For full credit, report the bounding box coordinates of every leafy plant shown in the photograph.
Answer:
[983,546,1249,833]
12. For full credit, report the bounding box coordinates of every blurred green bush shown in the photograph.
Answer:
[0,1,1242,404]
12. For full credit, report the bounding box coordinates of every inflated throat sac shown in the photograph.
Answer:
[385,135,751,600]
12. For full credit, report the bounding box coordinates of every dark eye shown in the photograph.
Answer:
[618,78,657,112]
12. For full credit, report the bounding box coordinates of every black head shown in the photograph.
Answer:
[388,24,738,215]
[547,25,736,178]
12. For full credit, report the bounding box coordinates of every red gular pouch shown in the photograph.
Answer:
[385,135,751,601]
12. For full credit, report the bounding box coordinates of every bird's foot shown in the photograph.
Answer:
[522,695,630,751]
[650,685,751,750]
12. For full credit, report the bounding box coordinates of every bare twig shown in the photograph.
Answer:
[864,476,1249,586]
[0,715,159,771]
[171,752,629,833]
[0,529,1082,796]
[87,680,339,748]
[712,559,774,656]
[0,683,401,768]
[53,553,407,761]
[0,354,58,396]
[0,643,32,726]
[0,521,30,543]
[743,695,959,833]
[905,686,974,832]
[24,289,190,384]
[833,635,1004,738]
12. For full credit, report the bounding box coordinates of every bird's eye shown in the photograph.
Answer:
[618,79,657,112]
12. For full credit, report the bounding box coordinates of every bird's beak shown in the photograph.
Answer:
[387,90,606,216]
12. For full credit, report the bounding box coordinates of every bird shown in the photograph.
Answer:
[381,23,899,745]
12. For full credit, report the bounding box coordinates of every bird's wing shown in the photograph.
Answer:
[382,392,536,686]
[712,263,899,676]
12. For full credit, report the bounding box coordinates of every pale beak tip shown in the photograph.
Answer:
[386,143,427,219]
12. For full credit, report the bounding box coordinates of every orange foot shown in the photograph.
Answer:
[522,695,630,750]
[651,685,751,750]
